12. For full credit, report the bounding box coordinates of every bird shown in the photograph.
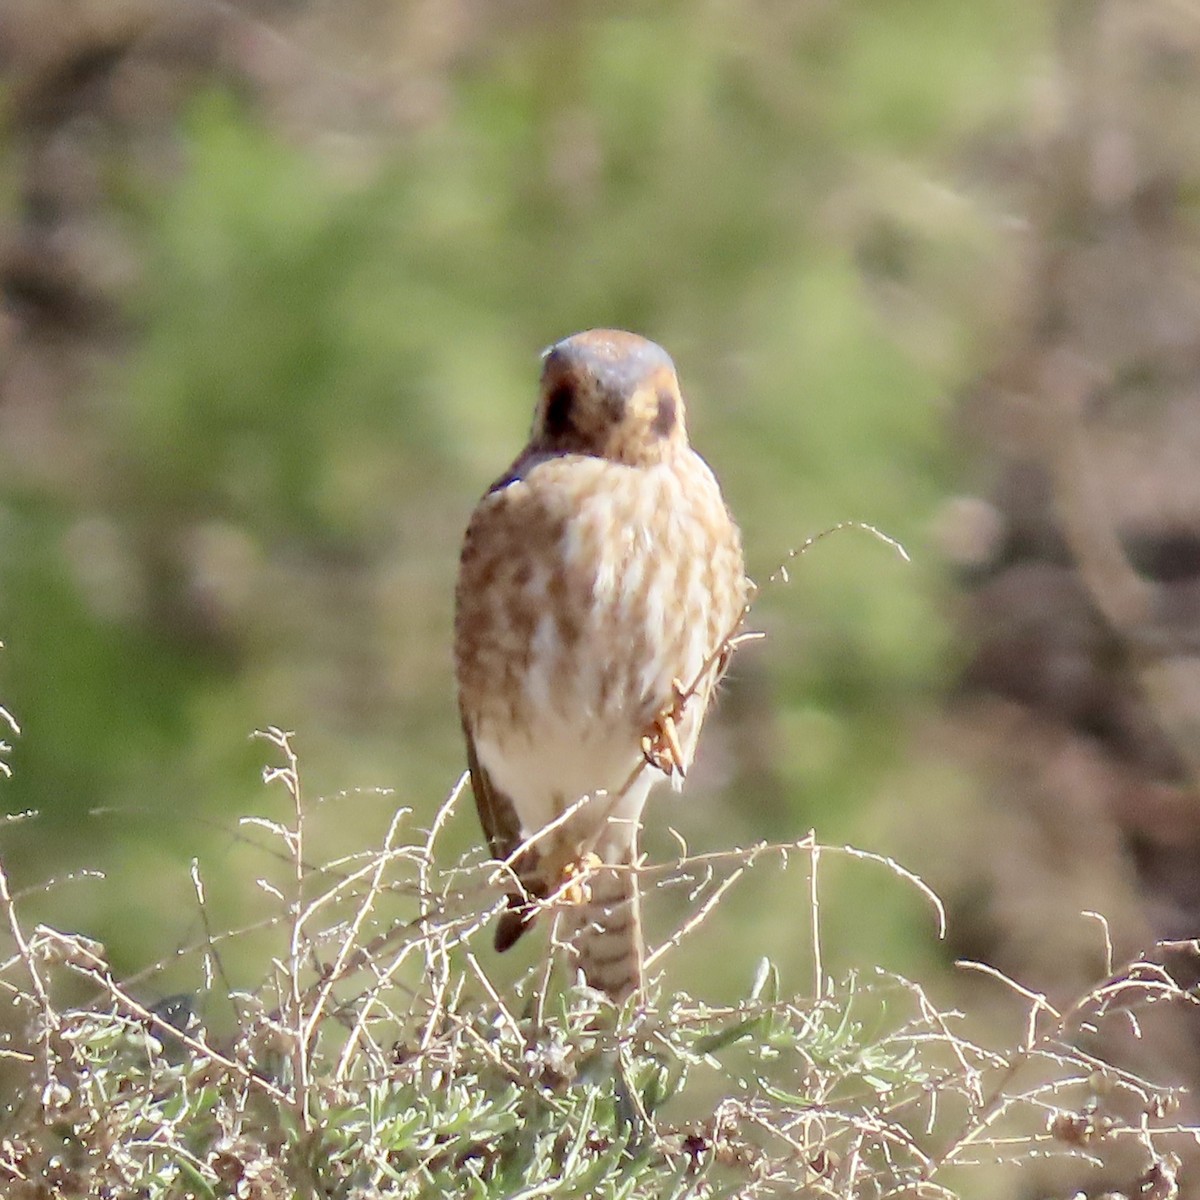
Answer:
[454,329,747,1002]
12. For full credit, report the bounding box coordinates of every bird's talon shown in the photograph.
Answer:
[642,687,689,778]
[560,852,601,905]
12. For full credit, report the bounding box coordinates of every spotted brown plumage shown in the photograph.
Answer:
[454,329,747,1001]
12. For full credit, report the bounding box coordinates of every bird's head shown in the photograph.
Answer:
[531,330,688,467]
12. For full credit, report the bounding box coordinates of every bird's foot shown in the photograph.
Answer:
[559,851,602,905]
[641,677,689,777]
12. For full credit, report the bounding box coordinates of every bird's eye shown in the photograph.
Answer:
[652,389,677,437]
[544,382,575,437]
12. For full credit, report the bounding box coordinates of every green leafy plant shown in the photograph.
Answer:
[0,723,1192,1198]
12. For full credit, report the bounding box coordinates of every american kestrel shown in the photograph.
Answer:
[454,330,747,1002]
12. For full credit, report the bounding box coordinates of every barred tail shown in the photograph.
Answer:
[566,853,643,1003]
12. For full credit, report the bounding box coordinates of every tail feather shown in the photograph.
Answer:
[565,855,643,1003]
[494,888,539,952]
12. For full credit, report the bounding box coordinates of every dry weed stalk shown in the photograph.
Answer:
[0,660,1194,1195]
[0,754,1191,1197]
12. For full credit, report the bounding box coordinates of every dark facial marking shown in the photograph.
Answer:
[543,382,575,438]
[652,389,677,437]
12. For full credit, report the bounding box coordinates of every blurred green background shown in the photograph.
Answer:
[1,0,1042,997]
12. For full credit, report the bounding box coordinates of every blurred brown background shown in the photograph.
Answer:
[3,0,1200,1190]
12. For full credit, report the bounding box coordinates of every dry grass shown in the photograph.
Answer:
[0,720,1195,1199]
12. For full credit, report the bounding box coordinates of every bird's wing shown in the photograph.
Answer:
[670,584,748,780]
[462,714,523,864]
[461,714,545,951]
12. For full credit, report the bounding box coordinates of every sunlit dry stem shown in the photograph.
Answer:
[838,844,946,939]
[265,831,434,1019]
[188,858,219,994]
[463,950,523,1044]
[310,883,500,1053]
[416,944,452,1056]
[60,934,291,1106]
[1158,938,1200,955]
[497,791,593,893]
[956,959,1060,1048]
[314,800,414,1078]
[644,861,749,971]
[1081,909,1114,978]
[254,726,313,1129]
[418,991,532,1094]
[664,826,690,858]
[0,642,17,781]
[536,909,563,1029]
[412,772,469,1053]
[903,975,985,1109]
[919,944,1193,1184]
[769,521,911,586]
[422,772,466,868]
[808,838,823,1000]
[0,857,57,1098]
[632,834,947,941]
[0,713,17,781]
[5,727,1187,1197]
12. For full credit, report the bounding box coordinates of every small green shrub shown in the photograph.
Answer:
[0,728,1192,1198]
